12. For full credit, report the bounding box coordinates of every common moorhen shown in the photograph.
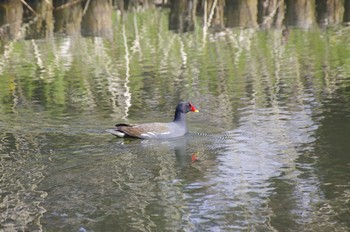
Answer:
[107,101,199,139]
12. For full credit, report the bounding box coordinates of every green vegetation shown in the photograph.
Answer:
[1,9,350,124]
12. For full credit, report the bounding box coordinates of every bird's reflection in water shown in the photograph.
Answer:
[172,136,193,166]
[111,134,205,167]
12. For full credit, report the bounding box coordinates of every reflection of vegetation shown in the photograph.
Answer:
[1,8,350,232]
[0,9,350,126]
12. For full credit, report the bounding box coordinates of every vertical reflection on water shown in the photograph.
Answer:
[0,132,48,231]
[1,15,350,230]
[110,138,194,232]
[37,137,196,232]
[179,30,327,230]
[55,37,73,71]
[0,42,14,76]
[184,103,320,230]
[32,40,45,74]
[122,24,131,120]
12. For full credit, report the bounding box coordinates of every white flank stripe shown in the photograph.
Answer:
[141,133,151,137]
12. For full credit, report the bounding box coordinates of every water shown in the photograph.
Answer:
[1,11,350,232]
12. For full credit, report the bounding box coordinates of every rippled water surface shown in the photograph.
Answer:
[1,11,350,232]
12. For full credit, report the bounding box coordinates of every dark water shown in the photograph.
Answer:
[1,11,350,232]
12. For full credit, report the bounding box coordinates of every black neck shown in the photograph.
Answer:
[173,110,186,123]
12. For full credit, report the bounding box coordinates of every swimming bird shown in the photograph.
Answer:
[107,101,199,139]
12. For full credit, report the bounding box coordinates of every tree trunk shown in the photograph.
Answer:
[258,0,284,29]
[169,0,196,33]
[0,0,23,39]
[343,0,350,23]
[316,0,344,27]
[53,0,82,36]
[81,0,113,39]
[285,0,316,28]
[206,0,225,31]
[24,0,54,39]
[225,0,258,28]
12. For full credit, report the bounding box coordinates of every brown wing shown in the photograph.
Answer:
[117,123,170,138]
